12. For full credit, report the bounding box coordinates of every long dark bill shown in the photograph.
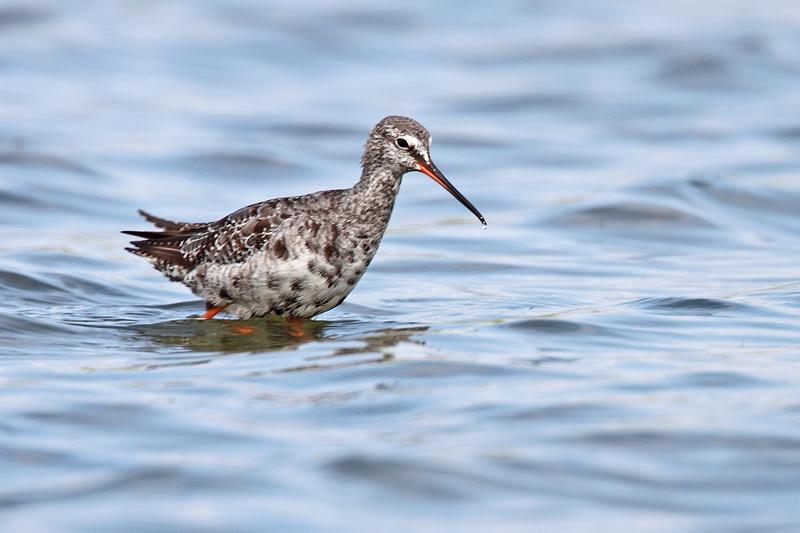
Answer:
[414,158,487,226]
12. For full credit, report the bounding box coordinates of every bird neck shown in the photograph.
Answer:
[349,164,405,226]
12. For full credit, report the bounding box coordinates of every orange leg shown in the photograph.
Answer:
[199,306,226,320]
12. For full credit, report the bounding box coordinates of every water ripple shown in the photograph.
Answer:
[1,1,800,531]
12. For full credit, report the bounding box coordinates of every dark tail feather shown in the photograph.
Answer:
[125,210,208,275]
[125,230,193,268]
[126,243,191,267]
[121,230,174,239]
[124,209,205,239]
[138,209,189,231]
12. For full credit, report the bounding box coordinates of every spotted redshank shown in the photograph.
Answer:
[124,115,486,319]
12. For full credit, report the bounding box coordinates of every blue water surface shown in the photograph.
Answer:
[1,1,800,531]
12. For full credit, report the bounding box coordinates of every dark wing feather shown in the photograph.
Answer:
[124,199,292,274]
[177,201,287,265]
[124,190,346,280]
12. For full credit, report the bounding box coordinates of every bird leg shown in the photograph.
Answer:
[199,306,226,320]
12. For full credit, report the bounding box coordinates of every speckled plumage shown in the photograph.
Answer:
[124,116,485,319]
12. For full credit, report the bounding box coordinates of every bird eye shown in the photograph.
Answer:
[395,137,410,149]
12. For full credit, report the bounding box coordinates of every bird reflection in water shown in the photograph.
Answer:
[277,325,428,373]
[135,317,333,353]
[134,317,427,372]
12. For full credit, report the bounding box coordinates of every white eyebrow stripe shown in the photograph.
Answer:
[412,147,431,164]
[406,136,431,163]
